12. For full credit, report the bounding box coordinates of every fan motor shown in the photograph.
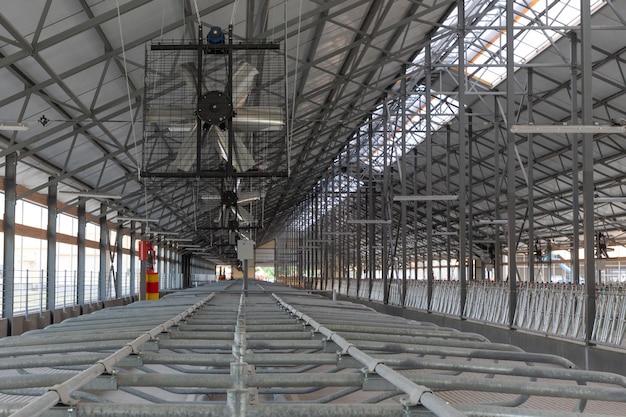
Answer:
[221,190,238,207]
[197,91,233,125]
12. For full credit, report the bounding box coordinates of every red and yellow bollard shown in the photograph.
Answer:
[146,269,159,300]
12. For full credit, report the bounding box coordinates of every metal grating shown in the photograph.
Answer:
[142,30,287,179]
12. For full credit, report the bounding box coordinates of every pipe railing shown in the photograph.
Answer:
[272,293,466,417]
[302,277,626,347]
[7,293,214,417]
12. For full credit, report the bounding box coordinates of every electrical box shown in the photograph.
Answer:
[237,240,255,261]
[139,240,153,261]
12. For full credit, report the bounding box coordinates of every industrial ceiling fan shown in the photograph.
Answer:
[144,26,284,174]
[200,178,263,230]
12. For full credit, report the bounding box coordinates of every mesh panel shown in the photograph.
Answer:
[142,37,287,178]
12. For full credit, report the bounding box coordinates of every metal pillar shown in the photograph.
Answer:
[446,125,452,281]
[99,203,108,302]
[467,108,474,282]
[76,198,86,306]
[570,33,581,286]
[506,0,518,327]
[527,68,535,283]
[494,96,503,283]
[116,223,123,297]
[368,117,375,299]
[330,172,336,292]
[581,0,596,344]
[46,178,57,312]
[400,65,408,307]
[139,226,147,301]
[2,153,17,323]
[129,221,136,295]
[356,135,363,297]
[425,44,434,310]
[457,0,468,315]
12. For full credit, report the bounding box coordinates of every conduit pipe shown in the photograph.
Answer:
[272,293,466,417]
[0,402,622,417]
[4,368,625,402]
[8,293,215,417]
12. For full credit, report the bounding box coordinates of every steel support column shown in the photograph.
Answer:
[494,97,503,283]
[129,221,136,294]
[457,0,468,315]
[356,135,363,298]
[2,152,17,323]
[368,117,375,299]
[425,44,434,310]
[139,225,147,301]
[570,33,581,286]
[400,65,408,307]
[116,223,123,298]
[506,0,518,327]
[581,0,596,344]
[76,198,86,306]
[446,125,452,281]
[46,178,57,312]
[527,68,535,283]
[99,204,107,302]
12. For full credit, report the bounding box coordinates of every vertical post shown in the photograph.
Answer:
[494,97,502,282]
[2,153,17,325]
[46,179,57,312]
[331,171,337,293]
[467,108,474,282]
[425,44,434,311]
[129,222,136,296]
[457,1,468,315]
[356,136,363,297]
[76,198,86,306]
[382,101,389,304]
[140,226,147,301]
[446,126,452,281]
[506,0,518,327]
[243,259,249,295]
[570,33,581,285]
[368,116,375,299]
[400,64,408,307]
[528,68,535,283]
[116,222,123,297]
[580,0,596,344]
[99,203,107,302]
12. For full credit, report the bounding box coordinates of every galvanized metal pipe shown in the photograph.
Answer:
[139,352,338,366]
[0,403,404,417]
[272,293,466,417]
[0,403,622,417]
[7,294,214,417]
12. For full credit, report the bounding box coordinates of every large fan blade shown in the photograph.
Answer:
[171,123,213,171]
[232,61,259,109]
[233,107,284,131]
[230,205,255,225]
[146,105,284,131]
[180,63,198,91]
[238,190,263,204]
[215,129,255,173]
[145,105,196,123]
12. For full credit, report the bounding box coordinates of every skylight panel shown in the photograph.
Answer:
[354,92,458,171]
[460,0,606,86]
[320,0,607,211]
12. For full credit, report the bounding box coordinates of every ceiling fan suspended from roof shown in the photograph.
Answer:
[144,25,285,175]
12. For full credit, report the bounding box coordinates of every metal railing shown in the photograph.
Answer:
[297,276,626,348]
[1,268,184,318]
